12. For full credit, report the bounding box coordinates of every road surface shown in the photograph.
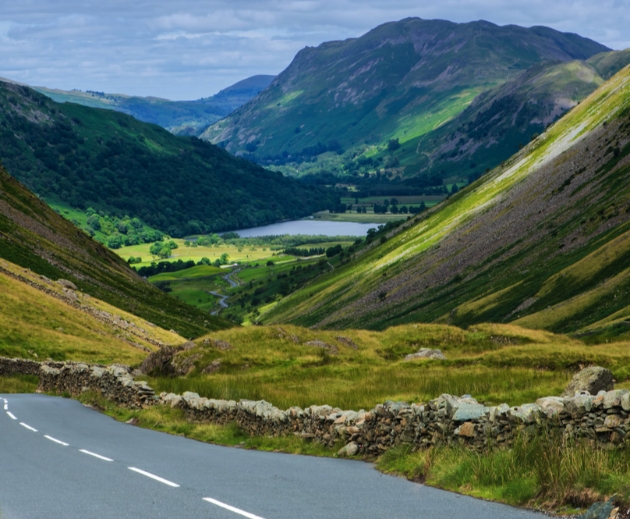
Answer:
[0,394,542,519]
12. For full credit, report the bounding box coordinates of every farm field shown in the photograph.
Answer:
[115,239,281,267]
[313,211,406,223]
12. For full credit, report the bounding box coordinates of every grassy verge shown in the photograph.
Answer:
[377,433,630,514]
[0,375,39,394]
[77,391,339,457]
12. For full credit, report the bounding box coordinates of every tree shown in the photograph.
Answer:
[387,138,400,152]
[266,260,275,267]
[451,184,459,194]
[149,242,163,256]
[220,253,230,265]
[107,234,122,249]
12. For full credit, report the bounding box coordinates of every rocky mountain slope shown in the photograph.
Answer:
[265,64,630,339]
[202,18,608,175]
[399,48,630,181]
[34,75,275,136]
[0,80,336,237]
[0,165,232,338]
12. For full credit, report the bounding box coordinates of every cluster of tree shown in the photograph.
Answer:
[79,208,164,249]
[325,244,343,257]
[284,247,326,257]
[127,256,143,264]
[149,240,179,259]
[0,84,339,238]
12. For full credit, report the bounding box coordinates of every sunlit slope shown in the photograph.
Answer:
[0,167,233,338]
[265,65,630,334]
[0,257,187,365]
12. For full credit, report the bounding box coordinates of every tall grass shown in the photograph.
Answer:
[0,375,38,394]
[378,431,630,510]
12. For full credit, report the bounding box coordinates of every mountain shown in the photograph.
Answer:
[396,49,630,182]
[264,63,630,340]
[33,75,275,136]
[0,80,337,238]
[202,18,608,173]
[0,165,233,338]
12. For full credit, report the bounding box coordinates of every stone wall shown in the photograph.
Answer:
[4,356,630,453]
[162,389,630,454]
[1,357,157,409]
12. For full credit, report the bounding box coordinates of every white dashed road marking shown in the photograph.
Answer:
[19,422,37,432]
[44,435,69,446]
[6,411,17,420]
[203,497,266,519]
[80,449,113,462]
[128,467,179,487]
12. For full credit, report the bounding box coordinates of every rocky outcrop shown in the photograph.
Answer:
[404,348,446,361]
[563,366,614,397]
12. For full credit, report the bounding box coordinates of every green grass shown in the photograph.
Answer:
[149,265,224,281]
[131,322,630,411]
[77,391,339,457]
[0,375,38,394]
[377,434,630,512]
[0,258,188,364]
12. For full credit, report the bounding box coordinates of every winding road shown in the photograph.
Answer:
[210,268,241,316]
[0,394,543,519]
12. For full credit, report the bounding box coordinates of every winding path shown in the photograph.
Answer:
[0,394,543,519]
[210,268,241,316]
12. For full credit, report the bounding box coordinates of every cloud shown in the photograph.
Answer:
[0,0,628,99]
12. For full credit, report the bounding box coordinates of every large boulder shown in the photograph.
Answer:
[138,346,180,376]
[562,366,613,397]
[404,348,446,361]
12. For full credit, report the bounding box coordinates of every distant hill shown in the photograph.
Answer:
[0,165,232,338]
[265,63,630,341]
[34,75,275,136]
[0,80,337,238]
[202,18,608,181]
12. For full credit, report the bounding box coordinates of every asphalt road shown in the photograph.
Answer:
[0,394,542,519]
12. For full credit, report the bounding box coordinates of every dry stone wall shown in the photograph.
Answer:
[4,356,630,454]
[0,357,157,409]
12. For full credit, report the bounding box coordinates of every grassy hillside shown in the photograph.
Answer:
[0,257,187,365]
[34,75,275,136]
[138,322,630,410]
[264,64,630,336]
[0,80,337,238]
[0,165,232,337]
[390,49,630,182]
[203,18,607,178]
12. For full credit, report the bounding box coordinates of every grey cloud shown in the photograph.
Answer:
[0,0,628,99]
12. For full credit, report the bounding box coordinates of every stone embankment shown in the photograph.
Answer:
[4,357,630,455]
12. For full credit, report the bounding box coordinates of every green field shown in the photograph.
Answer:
[116,240,280,267]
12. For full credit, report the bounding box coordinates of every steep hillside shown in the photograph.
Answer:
[203,18,607,169]
[34,75,275,136]
[0,80,336,237]
[0,166,232,338]
[265,64,630,338]
[394,49,630,181]
[0,257,185,364]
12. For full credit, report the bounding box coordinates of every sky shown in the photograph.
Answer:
[1,0,629,100]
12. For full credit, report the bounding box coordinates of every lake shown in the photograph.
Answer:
[226,219,380,237]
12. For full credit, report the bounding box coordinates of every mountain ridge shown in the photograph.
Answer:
[202,17,609,168]
[0,80,336,238]
[264,63,630,338]
[33,75,275,136]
